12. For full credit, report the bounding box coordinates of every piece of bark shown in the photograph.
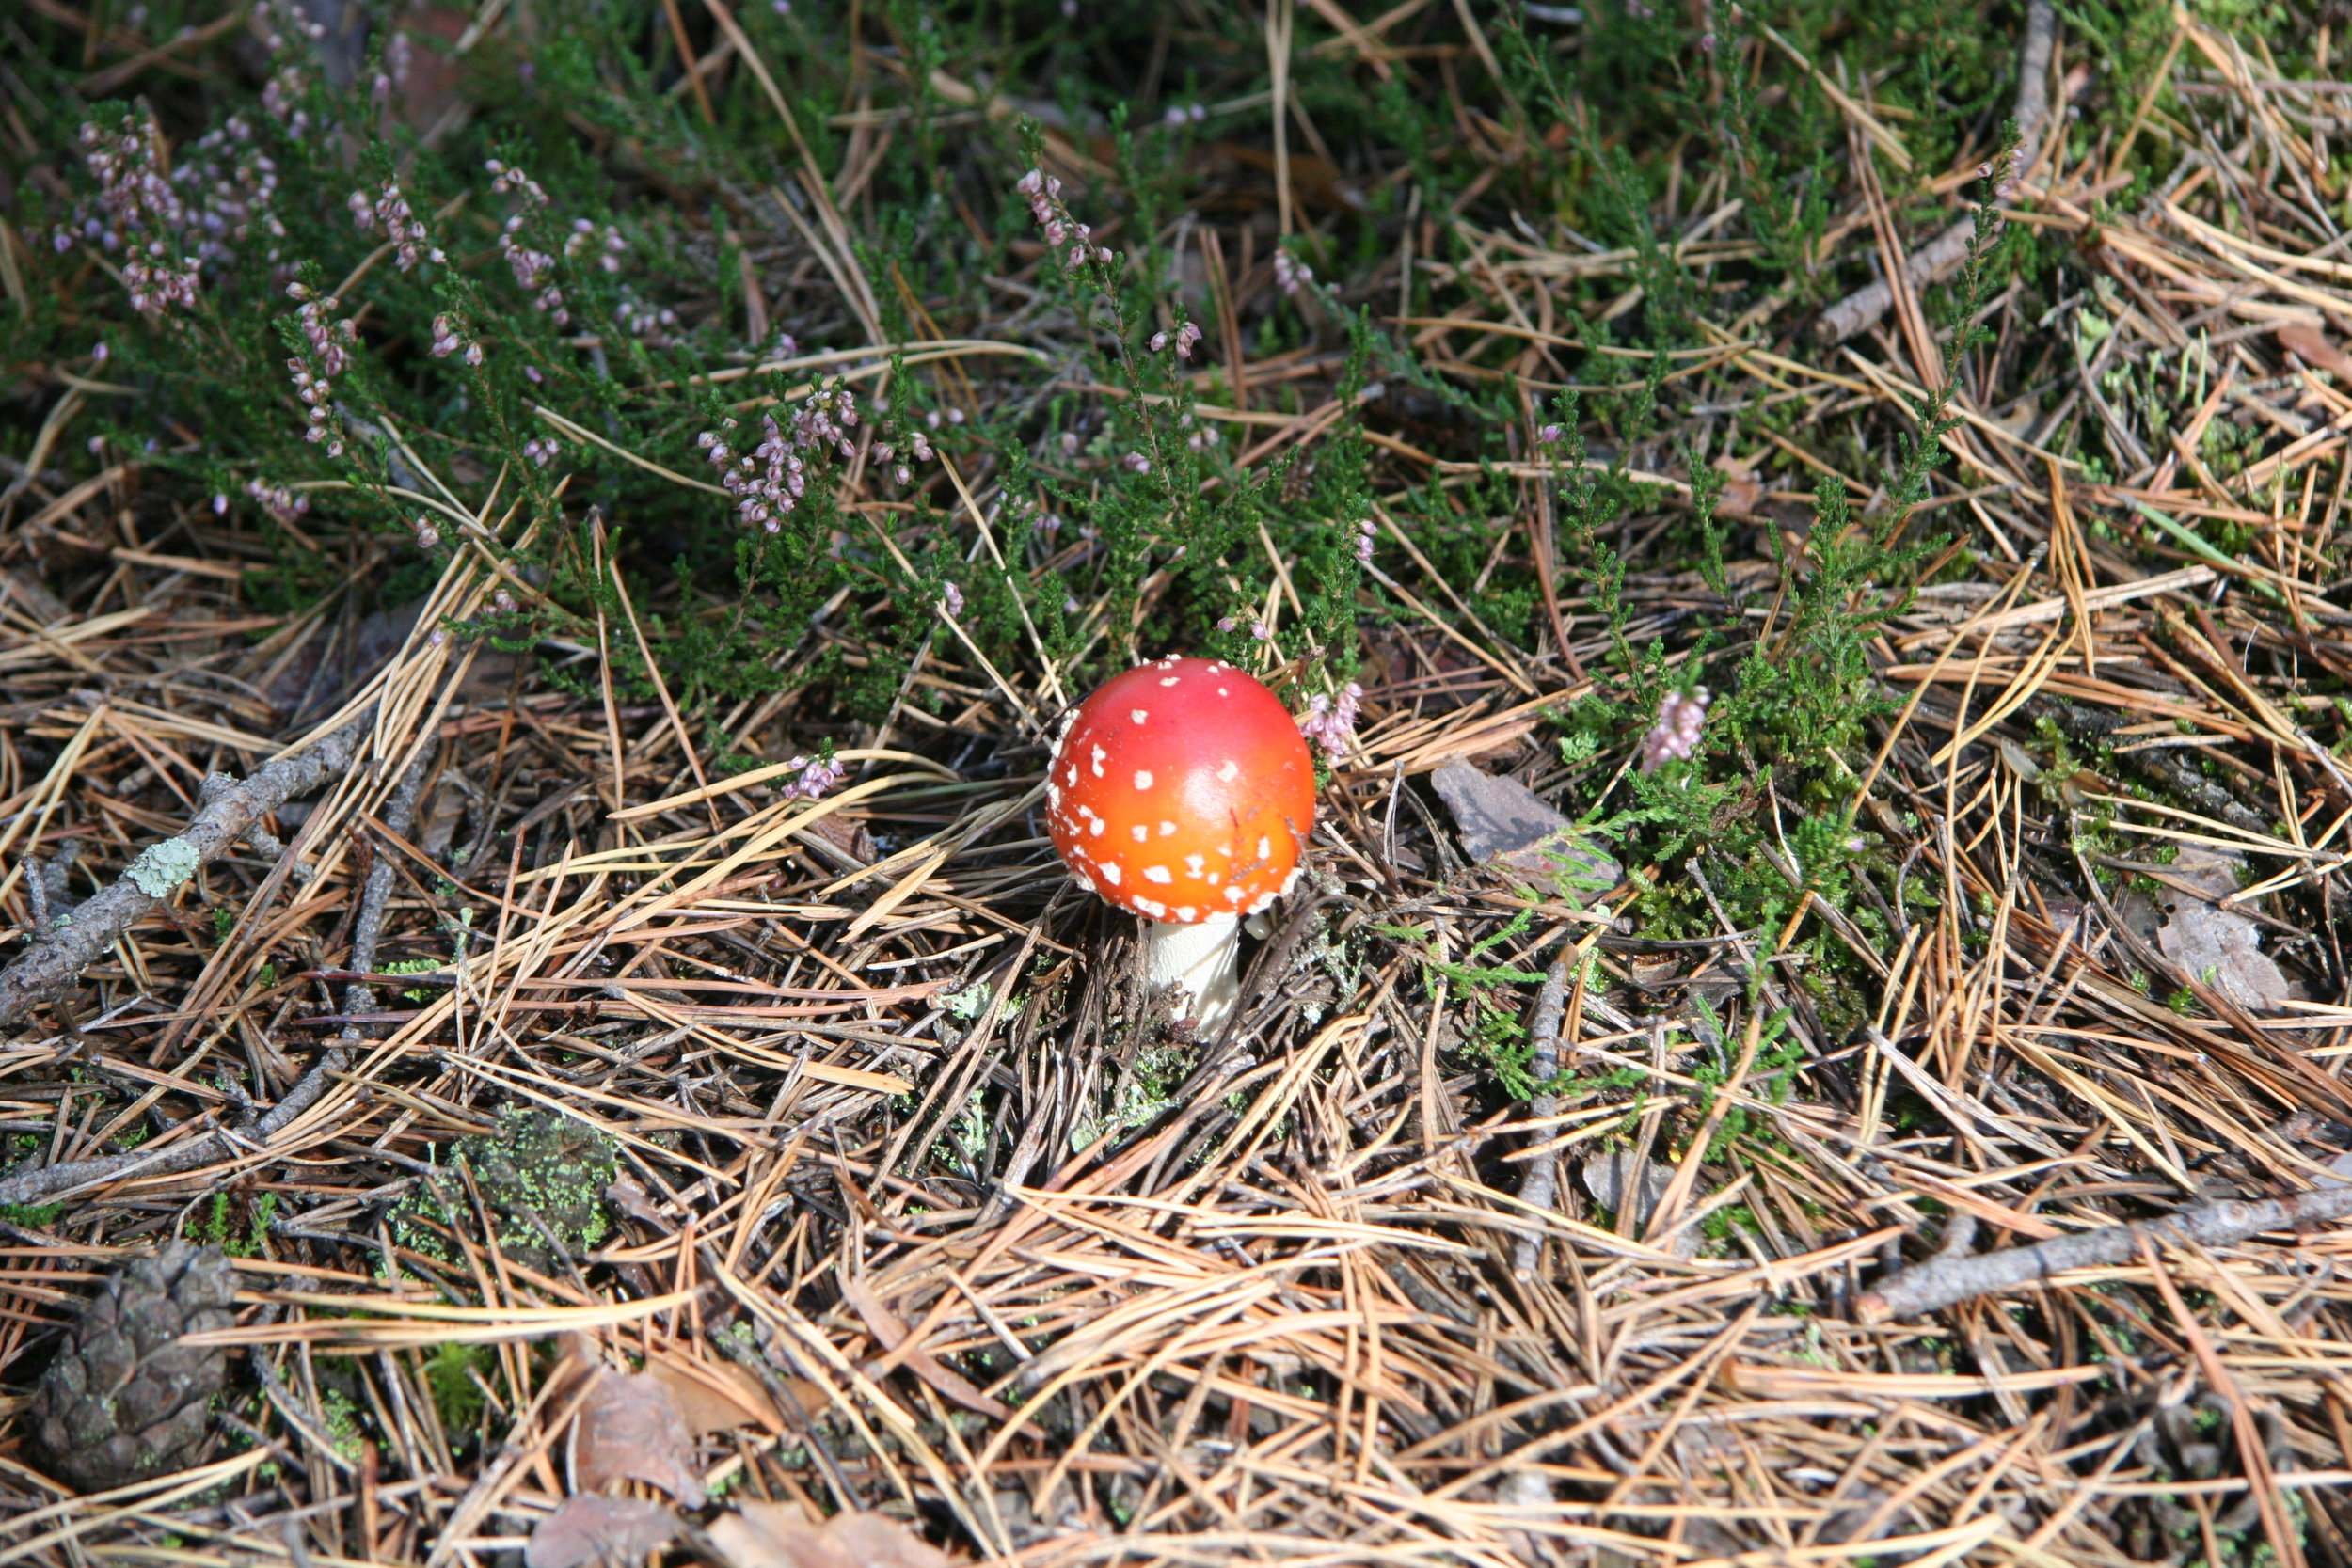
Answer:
[2153,849,2292,1013]
[1429,760,1619,900]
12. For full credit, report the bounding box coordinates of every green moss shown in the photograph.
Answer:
[390,1107,618,1270]
[424,1342,489,1436]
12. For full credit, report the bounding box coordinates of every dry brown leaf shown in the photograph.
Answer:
[566,1368,705,1507]
[526,1496,679,1568]
[839,1277,1011,1420]
[644,1347,787,1437]
[1710,453,1767,519]
[707,1502,956,1568]
[2276,322,2352,382]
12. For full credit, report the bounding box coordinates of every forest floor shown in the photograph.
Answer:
[4,2,2352,1565]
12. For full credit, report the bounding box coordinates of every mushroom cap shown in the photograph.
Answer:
[1046,657,1316,925]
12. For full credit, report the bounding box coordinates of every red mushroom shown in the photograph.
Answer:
[1045,657,1317,1028]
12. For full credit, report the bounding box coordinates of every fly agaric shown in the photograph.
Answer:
[1046,657,1316,1028]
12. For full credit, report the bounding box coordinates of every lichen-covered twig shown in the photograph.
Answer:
[1854,1182,2352,1323]
[0,724,431,1211]
[1815,0,2055,343]
[0,713,373,1030]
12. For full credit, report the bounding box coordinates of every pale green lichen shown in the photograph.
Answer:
[125,838,201,897]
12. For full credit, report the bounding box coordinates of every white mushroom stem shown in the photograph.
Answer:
[1144,912,1243,1030]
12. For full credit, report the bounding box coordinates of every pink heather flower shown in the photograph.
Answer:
[1217,616,1238,633]
[1123,451,1151,473]
[1640,687,1711,774]
[1173,321,1203,359]
[1273,251,1311,297]
[1298,683,1363,761]
[1149,330,1168,353]
[366,182,438,270]
[1535,424,1563,445]
[212,494,229,515]
[780,752,844,801]
[1353,516,1375,563]
[522,436,559,467]
[940,581,964,616]
[245,479,309,525]
[428,313,475,359]
[493,589,517,613]
[413,516,440,550]
[68,112,280,309]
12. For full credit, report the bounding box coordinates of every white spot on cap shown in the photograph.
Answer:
[1100,862,1121,886]
[1257,836,1272,861]
[1206,871,1221,885]
[1134,769,1153,790]
[1065,766,1078,787]
[1131,824,1148,842]
[1224,885,1247,904]
[1090,746,1106,778]
[1159,820,1176,836]
[1136,897,1168,918]
[1143,865,1172,884]
[1131,709,1148,723]
[1217,759,1239,783]
[1090,817,1105,837]
[1159,676,1180,687]
[1247,889,1277,914]
[1184,853,1205,877]
[1217,687,1231,697]
[1175,906,1197,921]
[1047,784,1061,810]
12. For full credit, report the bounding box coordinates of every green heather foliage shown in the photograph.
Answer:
[0,0,2242,1091]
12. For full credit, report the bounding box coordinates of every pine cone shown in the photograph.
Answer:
[31,1242,236,1491]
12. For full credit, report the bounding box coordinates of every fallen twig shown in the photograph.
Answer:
[1854,1181,2352,1323]
[1510,947,1571,1280]
[1816,0,2056,342]
[0,1045,346,1208]
[0,726,426,1209]
[0,711,374,1030]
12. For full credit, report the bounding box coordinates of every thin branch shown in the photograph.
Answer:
[1510,947,1571,1280]
[1816,0,2056,343]
[0,711,374,1030]
[0,732,430,1210]
[1855,1182,2352,1323]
